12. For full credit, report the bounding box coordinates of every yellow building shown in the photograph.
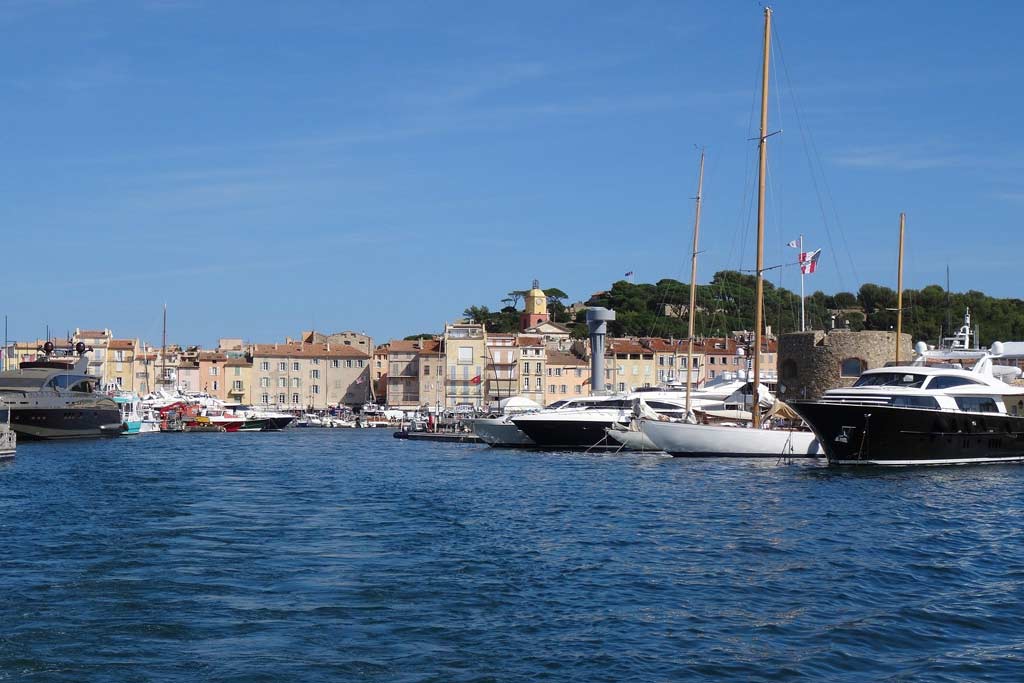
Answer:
[606,338,656,392]
[106,339,138,391]
[444,322,487,409]
[225,357,254,404]
[544,350,588,403]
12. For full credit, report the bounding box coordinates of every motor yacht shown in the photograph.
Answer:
[0,342,122,439]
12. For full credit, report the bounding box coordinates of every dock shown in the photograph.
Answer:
[393,430,482,444]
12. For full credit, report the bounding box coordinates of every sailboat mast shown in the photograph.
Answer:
[161,303,167,390]
[895,213,905,363]
[684,148,705,416]
[752,6,771,429]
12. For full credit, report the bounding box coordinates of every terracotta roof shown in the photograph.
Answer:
[225,357,252,367]
[516,336,543,347]
[546,350,587,366]
[109,339,136,350]
[76,330,110,339]
[524,321,572,333]
[606,339,651,355]
[198,351,228,362]
[643,338,688,353]
[250,342,370,359]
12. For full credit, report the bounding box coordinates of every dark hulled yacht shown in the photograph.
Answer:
[0,342,123,439]
[789,353,1024,466]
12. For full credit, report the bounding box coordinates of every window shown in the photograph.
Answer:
[524,377,530,390]
[115,376,123,387]
[212,380,219,391]
[555,368,562,377]
[279,362,286,371]
[927,376,983,390]
[854,373,925,388]
[840,358,865,377]
[233,380,242,390]
[710,357,716,365]
[292,362,300,371]
[575,385,582,394]
[561,384,567,393]
[782,359,798,380]
[332,360,340,368]
[312,385,320,395]
[346,360,353,368]
[312,358,319,365]
[658,356,664,366]
[549,384,555,393]
[547,367,552,376]
[955,397,998,413]
[458,347,473,364]
[575,368,582,378]
[892,395,940,409]
[618,382,625,392]
[292,393,300,404]
[261,393,269,404]
[278,393,286,404]
[659,370,665,380]
[210,366,218,376]
[710,370,716,379]
[311,369,320,379]
[357,360,364,368]
[292,378,300,388]
[536,364,543,375]
[523,362,530,374]
[260,361,269,371]
[115,350,124,362]
[260,377,269,388]
[278,377,286,388]
[234,367,240,376]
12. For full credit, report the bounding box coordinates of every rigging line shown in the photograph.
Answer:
[771,23,860,292]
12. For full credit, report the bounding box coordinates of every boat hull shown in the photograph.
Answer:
[511,417,627,450]
[605,426,661,451]
[790,401,1024,465]
[641,419,821,458]
[261,416,295,431]
[471,418,535,447]
[10,407,123,440]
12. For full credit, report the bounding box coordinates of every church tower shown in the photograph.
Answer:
[520,279,550,331]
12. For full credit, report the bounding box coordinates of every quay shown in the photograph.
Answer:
[393,430,482,444]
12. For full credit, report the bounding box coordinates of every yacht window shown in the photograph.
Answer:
[853,372,926,388]
[645,401,685,411]
[926,376,984,390]
[49,375,78,390]
[70,380,93,393]
[546,401,567,409]
[891,396,940,409]
[955,397,998,413]
[592,399,626,409]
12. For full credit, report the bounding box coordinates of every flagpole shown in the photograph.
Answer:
[799,234,805,332]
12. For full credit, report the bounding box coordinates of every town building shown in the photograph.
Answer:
[606,338,656,392]
[372,343,389,403]
[519,281,550,331]
[544,350,588,402]
[443,322,487,409]
[517,335,546,405]
[386,339,428,408]
[417,339,444,410]
[105,339,138,391]
[522,320,573,350]
[73,329,112,382]
[250,341,371,410]
[225,357,254,404]
[197,351,230,399]
[485,334,519,405]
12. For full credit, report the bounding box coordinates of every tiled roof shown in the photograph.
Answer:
[250,342,370,359]
[198,351,228,362]
[76,329,110,339]
[606,339,651,355]
[225,358,252,367]
[516,336,543,347]
[109,339,136,350]
[546,350,587,366]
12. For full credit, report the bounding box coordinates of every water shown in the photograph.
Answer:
[2,431,1024,682]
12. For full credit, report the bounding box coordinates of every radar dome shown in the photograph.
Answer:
[991,341,1005,356]
[914,341,928,356]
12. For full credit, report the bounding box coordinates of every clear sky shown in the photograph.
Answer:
[2,0,1022,348]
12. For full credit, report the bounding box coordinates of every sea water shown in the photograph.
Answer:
[2,430,1023,681]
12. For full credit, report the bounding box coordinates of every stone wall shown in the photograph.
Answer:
[778,330,913,400]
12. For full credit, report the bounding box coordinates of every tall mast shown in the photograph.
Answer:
[752,6,771,429]
[799,234,805,331]
[161,303,167,389]
[684,148,705,416]
[895,213,905,363]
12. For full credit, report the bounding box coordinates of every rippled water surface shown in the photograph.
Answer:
[3,430,1024,682]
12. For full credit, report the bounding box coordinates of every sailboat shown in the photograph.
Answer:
[640,7,821,458]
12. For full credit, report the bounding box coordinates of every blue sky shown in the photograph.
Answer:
[2,0,1022,347]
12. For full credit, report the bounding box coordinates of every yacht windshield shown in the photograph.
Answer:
[853,372,926,389]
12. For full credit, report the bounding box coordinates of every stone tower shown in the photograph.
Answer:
[520,279,550,331]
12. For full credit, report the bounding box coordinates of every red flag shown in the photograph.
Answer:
[470,375,481,385]
[799,249,821,274]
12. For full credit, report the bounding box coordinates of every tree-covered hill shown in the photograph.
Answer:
[463,272,1024,345]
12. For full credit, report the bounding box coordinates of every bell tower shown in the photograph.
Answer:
[520,279,550,331]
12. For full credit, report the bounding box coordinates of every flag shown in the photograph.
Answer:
[624,271,634,277]
[799,248,822,274]
[786,239,799,248]
[470,375,482,385]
